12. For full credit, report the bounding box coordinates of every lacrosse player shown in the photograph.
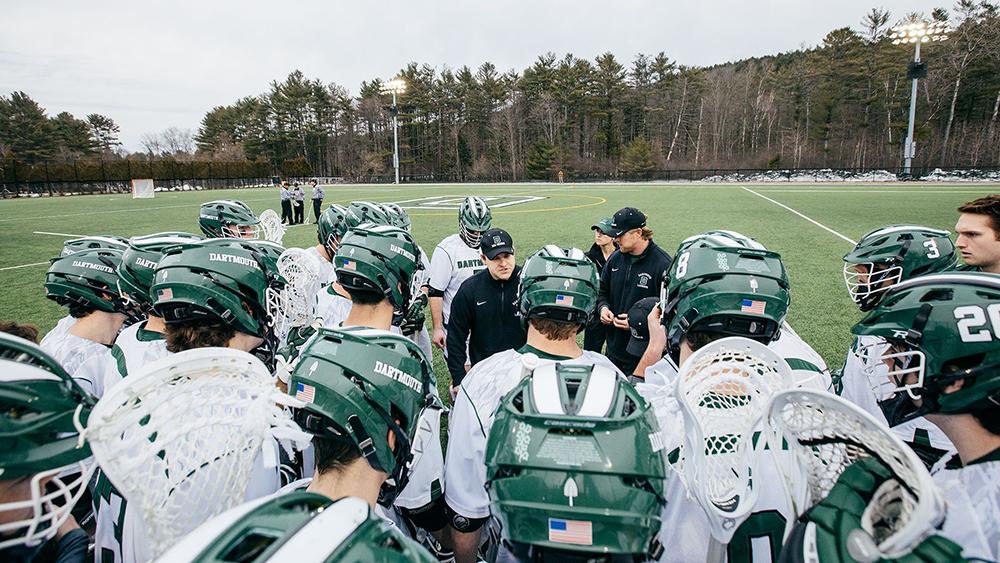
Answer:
[0,333,95,563]
[42,236,130,348]
[484,362,667,562]
[197,199,260,238]
[840,225,959,470]
[111,232,202,378]
[429,196,491,353]
[311,203,350,285]
[381,202,435,361]
[636,244,827,562]
[445,246,622,563]
[852,272,1000,561]
[90,239,289,563]
[42,248,135,397]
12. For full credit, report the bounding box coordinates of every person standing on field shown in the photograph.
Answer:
[292,183,305,225]
[583,217,616,353]
[279,182,293,225]
[597,206,672,376]
[309,180,324,223]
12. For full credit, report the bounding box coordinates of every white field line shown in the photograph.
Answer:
[741,186,857,245]
[0,261,49,272]
[34,231,85,237]
[754,189,993,194]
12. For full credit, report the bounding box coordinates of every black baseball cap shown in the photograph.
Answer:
[626,296,660,357]
[480,228,514,259]
[607,207,647,237]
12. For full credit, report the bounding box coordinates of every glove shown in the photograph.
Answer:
[396,293,428,336]
[779,456,965,563]
[275,324,319,381]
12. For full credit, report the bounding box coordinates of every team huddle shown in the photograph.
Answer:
[2,191,1000,563]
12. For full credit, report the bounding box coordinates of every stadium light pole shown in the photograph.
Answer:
[889,19,950,176]
[382,78,407,185]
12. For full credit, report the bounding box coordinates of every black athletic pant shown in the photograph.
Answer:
[293,202,304,224]
[280,200,293,224]
[582,319,606,353]
[312,199,322,222]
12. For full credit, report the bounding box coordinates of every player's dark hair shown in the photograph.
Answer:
[313,434,363,474]
[164,319,235,352]
[68,302,97,319]
[683,330,718,353]
[344,286,387,306]
[529,318,581,340]
[958,194,1000,238]
[0,320,40,343]
[972,406,1000,436]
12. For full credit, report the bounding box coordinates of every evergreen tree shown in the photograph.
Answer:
[0,91,56,162]
[620,137,655,173]
[86,113,121,153]
[525,141,556,179]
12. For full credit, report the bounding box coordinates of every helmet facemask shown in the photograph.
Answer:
[844,262,903,311]
[458,219,484,249]
[221,222,261,240]
[862,340,930,426]
[0,458,96,550]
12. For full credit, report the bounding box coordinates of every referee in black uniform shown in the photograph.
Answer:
[445,228,526,390]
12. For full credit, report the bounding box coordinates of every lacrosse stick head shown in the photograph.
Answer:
[674,336,792,543]
[767,389,946,559]
[275,248,322,338]
[0,333,95,551]
[84,348,309,558]
[485,362,667,559]
[257,208,287,245]
[198,200,260,239]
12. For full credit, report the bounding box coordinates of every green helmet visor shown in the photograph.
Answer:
[486,364,666,557]
[518,246,599,326]
[118,233,203,309]
[45,248,139,320]
[317,205,350,256]
[334,226,422,311]
[198,200,260,239]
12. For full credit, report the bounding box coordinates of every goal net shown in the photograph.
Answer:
[131,178,155,199]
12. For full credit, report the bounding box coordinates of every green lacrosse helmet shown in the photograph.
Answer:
[852,272,1000,427]
[843,225,957,312]
[334,225,422,311]
[118,232,203,309]
[458,196,492,247]
[486,363,666,559]
[151,240,283,339]
[317,204,350,256]
[60,235,129,256]
[198,199,260,238]
[196,238,285,276]
[676,230,766,254]
[45,248,133,317]
[289,327,435,506]
[381,203,412,231]
[663,246,789,359]
[0,333,95,550]
[517,246,599,328]
[162,493,434,563]
[344,201,391,229]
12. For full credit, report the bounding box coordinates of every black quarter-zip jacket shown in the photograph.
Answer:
[446,265,526,385]
[596,239,673,371]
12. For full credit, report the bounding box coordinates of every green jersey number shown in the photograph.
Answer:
[727,510,787,563]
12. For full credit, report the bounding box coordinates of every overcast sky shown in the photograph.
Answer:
[2,0,944,151]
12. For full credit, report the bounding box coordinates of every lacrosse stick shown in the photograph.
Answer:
[80,348,312,558]
[674,337,791,563]
[258,208,287,244]
[766,389,946,561]
[272,248,323,343]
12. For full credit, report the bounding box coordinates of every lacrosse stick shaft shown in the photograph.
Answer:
[707,537,726,563]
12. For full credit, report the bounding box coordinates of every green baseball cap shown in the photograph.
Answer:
[591,217,614,235]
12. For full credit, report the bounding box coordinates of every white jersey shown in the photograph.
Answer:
[444,347,622,518]
[305,245,336,286]
[637,381,800,563]
[40,314,76,348]
[316,286,353,328]
[41,331,115,397]
[395,388,445,510]
[933,455,1000,561]
[839,335,956,470]
[110,320,170,379]
[769,322,829,385]
[428,234,484,325]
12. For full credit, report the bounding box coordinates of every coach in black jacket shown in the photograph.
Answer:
[446,228,526,388]
[596,207,672,376]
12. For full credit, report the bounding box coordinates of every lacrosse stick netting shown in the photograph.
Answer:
[82,348,311,558]
[766,389,945,559]
[674,337,792,547]
[274,248,322,340]
[258,209,287,245]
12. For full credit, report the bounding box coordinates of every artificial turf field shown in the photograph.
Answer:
[2,181,997,392]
